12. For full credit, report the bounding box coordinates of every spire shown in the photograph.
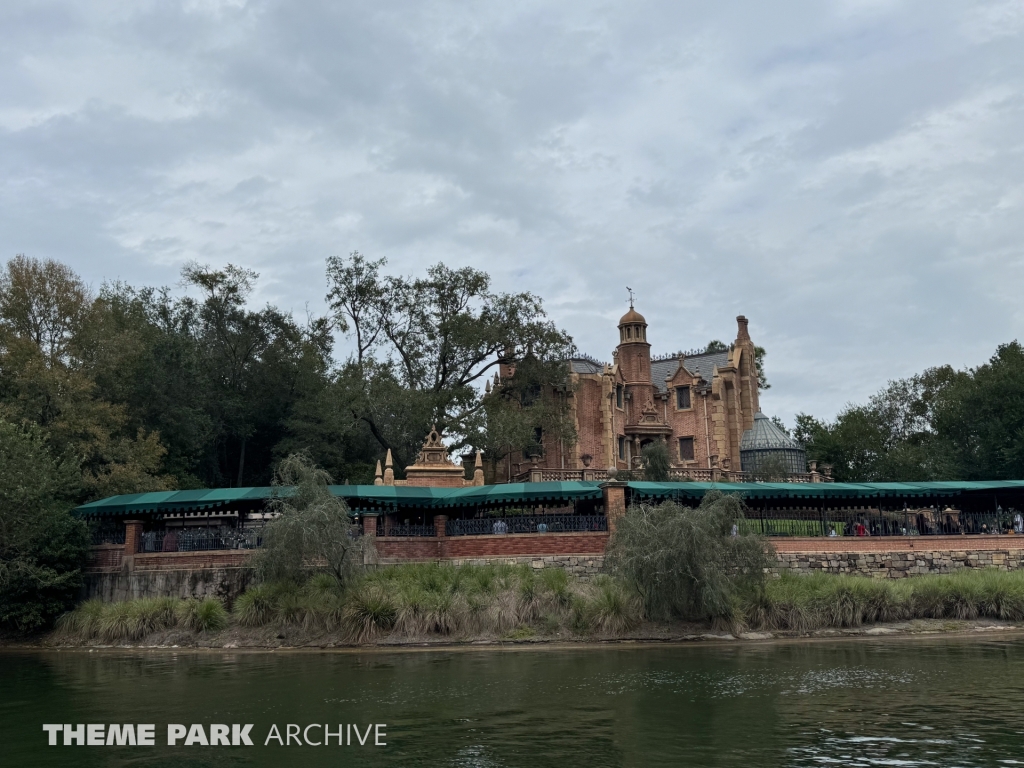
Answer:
[383,449,395,485]
[373,460,383,486]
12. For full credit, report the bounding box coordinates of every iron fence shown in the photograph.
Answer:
[446,515,608,536]
[140,528,263,553]
[385,524,436,537]
[738,507,1024,537]
[91,527,126,545]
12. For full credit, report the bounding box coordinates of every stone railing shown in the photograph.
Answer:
[510,467,830,483]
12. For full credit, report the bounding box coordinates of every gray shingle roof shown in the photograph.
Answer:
[569,358,605,375]
[683,351,730,384]
[650,358,679,393]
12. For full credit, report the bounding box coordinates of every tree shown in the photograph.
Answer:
[253,453,368,586]
[706,340,769,389]
[606,492,774,625]
[0,419,89,632]
[641,441,672,481]
[325,254,576,468]
[0,257,174,499]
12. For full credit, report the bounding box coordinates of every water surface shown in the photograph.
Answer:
[3,637,1023,767]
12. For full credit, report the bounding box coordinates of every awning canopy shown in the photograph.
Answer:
[73,479,1024,519]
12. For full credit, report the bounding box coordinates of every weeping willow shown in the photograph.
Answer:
[605,491,774,624]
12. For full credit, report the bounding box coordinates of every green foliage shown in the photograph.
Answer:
[796,344,1024,482]
[325,252,577,471]
[605,493,775,624]
[253,453,368,586]
[0,419,89,632]
[641,441,672,481]
[742,569,1024,630]
[175,598,229,633]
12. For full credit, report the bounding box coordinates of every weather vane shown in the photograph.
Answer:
[626,286,635,309]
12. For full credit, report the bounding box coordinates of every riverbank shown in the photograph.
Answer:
[26,563,1024,651]
[5,616,1024,652]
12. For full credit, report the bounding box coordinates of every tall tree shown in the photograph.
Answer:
[324,253,576,469]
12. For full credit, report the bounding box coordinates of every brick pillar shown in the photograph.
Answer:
[433,515,449,560]
[363,516,378,537]
[601,482,628,535]
[123,519,144,572]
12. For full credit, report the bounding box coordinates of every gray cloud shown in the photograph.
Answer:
[1,0,1022,424]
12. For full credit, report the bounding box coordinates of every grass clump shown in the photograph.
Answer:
[741,569,1024,631]
[175,598,228,633]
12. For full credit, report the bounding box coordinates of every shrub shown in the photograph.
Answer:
[234,586,276,627]
[607,493,774,624]
[343,585,397,642]
[176,598,228,633]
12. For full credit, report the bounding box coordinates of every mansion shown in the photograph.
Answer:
[496,306,810,482]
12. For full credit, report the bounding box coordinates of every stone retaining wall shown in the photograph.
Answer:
[83,567,252,603]
[376,554,606,579]
[776,548,1024,577]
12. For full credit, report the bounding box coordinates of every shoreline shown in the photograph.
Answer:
[6,618,1024,654]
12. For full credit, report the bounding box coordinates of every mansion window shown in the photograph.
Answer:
[618,436,626,460]
[675,385,691,410]
[616,385,623,408]
[678,437,695,461]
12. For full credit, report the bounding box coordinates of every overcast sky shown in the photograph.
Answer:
[2,0,1022,425]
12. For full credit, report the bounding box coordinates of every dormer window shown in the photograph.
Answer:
[676,386,691,410]
[616,384,623,408]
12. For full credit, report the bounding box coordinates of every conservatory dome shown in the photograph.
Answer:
[739,412,807,476]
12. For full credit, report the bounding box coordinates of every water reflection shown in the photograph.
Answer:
[2,638,1023,767]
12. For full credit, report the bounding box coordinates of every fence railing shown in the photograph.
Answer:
[739,508,1024,537]
[139,528,263,553]
[384,524,436,537]
[91,528,126,545]
[509,467,831,483]
[446,515,608,536]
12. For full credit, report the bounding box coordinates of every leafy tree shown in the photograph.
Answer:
[253,453,368,586]
[0,419,89,632]
[606,492,773,625]
[706,339,769,389]
[325,253,576,468]
[641,441,672,481]
[0,256,174,498]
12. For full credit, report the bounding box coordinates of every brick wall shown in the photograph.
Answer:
[87,544,125,571]
[132,550,252,571]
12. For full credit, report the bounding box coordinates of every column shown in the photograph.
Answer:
[600,482,628,535]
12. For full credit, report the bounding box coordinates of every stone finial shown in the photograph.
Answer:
[374,460,383,486]
[736,315,751,342]
[383,449,395,485]
[473,450,484,486]
[485,378,491,394]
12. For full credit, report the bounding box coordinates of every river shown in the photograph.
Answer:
[3,637,1023,767]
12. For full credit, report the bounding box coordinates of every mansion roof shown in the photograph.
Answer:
[569,349,731,393]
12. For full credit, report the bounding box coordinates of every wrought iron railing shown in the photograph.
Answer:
[446,515,608,536]
[509,467,831,483]
[91,528,126,545]
[384,524,436,537]
[739,508,1024,537]
[139,528,264,553]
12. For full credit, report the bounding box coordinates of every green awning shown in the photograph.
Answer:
[73,479,1024,519]
[435,481,603,508]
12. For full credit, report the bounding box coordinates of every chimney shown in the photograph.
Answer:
[736,315,751,342]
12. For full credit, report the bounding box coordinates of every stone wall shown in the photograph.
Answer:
[83,567,252,604]
[375,554,606,579]
[776,547,1024,577]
